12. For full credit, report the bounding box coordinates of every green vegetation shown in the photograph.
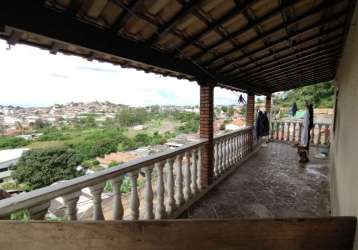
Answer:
[0,181,28,191]
[104,176,145,193]
[1,107,202,191]
[173,112,200,134]
[11,147,85,190]
[0,136,29,150]
[115,107,149,127]
[273,82,335,111]
[10,209,29,221]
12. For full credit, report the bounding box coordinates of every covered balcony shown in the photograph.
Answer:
[0,0,358,249]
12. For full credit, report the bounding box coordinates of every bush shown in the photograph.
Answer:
[38,130,71,141]
[66,128,130,160]
[133,133,152,147]
[11,147,85,190]
[0,136,29,149]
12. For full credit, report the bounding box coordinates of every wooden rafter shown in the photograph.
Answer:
[192,0,297,61]
[148,0,206,45]
[226,36,343,78]
[203,0,342,67]
[216,18,346,75]
[230,59,338,85]
[176,0,258,52]
[242,54,340,81]
[111,0,143,34]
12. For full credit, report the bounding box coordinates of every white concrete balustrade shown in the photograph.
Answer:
[213,127,253,179]
[0,127,254,221]
[271,121,331,146]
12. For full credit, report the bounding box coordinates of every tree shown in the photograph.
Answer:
[11,147,84,190]
[115,107,149,127]
[134,133,152,147]
[273,81,334,110]
[33,118,49,130]
[221,106,228,113]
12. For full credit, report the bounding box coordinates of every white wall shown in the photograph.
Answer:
[331,2,358,248]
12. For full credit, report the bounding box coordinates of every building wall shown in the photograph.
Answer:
[331,2,358,248]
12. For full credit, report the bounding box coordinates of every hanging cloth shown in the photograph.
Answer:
[301,107,310,146]
[291,102,298,117]
[256,111,269,138]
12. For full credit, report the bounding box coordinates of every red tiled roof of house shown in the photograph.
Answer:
[97,152,138,166]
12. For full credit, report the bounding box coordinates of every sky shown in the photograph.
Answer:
[0,40,243,107]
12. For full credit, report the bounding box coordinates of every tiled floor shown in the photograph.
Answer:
[186,142,330,218]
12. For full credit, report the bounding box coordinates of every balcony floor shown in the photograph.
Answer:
[186,142,330,219]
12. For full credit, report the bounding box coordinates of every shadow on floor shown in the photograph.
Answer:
[185,142,330,219]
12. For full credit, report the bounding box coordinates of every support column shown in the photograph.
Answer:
[246,93,255,127]
[246,92,255,152]
[199,81,215,188]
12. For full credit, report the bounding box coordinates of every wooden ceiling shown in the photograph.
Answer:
[0,0,356,94]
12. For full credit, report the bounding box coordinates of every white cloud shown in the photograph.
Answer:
[0,40,242,107]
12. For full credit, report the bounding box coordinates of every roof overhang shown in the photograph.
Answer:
[0,0,356,94]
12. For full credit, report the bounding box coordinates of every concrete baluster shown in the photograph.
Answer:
[28,201,50,220]
[191,149,198,195]
[311,124,315,144]
[63,191,81,221]
[89,182,106,220]
[219,139,224,173]
[183,151,192,201]
[128,172,140,220]
[175,154,184,207]
[166,158,175,216]
[213,143,218,177]
[281,122,285,140]
[197,147,202,191]
[111,176,124,220]
[155,161,165,219]
[143,166,154,220]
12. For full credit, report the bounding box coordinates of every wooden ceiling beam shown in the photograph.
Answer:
[148,0,206,45]
[216,21,345,75]
[176,0,258,52]
[0,0,211,80]
[269,72,336,91]
[226,41,342,80]
[234,59,337,84]
[206,6,347,71]
[192,0,299,61]
[244,55,339,82]
[227,37,343,77]
[244,67,336,91]
[229,59,337,84]
[271,70,335,86]
[111,0,142,34]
